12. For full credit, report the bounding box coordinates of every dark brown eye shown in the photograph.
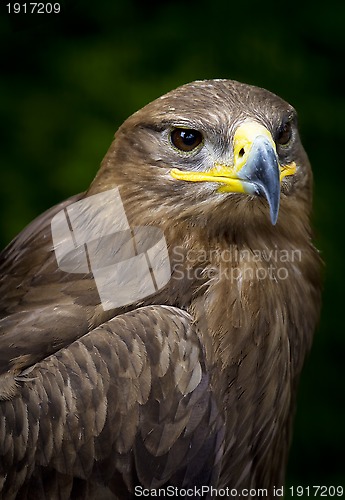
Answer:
[170,128,203,152]
[276,121,292,146]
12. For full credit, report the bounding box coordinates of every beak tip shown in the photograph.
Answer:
[271,214,278,225]
[269,203,279,225]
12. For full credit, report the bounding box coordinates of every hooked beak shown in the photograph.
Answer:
[170,122,296,225]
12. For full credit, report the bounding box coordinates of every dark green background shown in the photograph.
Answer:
[1,0,344,495]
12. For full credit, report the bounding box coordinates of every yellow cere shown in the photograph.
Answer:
[232,121,276,173]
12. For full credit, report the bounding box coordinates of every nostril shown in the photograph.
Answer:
[239,147,245,157]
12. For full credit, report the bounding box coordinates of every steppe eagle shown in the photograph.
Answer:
[0,80,322,499]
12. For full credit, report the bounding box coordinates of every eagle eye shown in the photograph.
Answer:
[170,128,203,152]
[276,121,292,146]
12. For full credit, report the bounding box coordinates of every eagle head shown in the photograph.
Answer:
[90,79,312,235]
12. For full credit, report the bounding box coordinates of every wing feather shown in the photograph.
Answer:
[0,305,224,498]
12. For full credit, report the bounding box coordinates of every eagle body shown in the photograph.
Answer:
[0,80,321,499]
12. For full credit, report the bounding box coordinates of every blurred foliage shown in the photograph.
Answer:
[0,0,344,494]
